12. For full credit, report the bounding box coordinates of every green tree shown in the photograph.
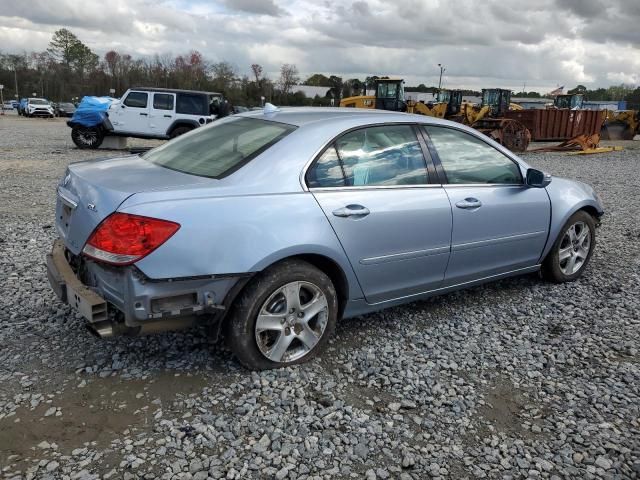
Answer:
[47,28,81,68]
[72,43,99,80]
[304,73,331,86]
[568,85,587,94]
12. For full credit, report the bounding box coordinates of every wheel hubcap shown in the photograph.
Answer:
[255,281,328,363]
[558,221,591,275]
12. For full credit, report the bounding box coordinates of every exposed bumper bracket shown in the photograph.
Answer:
[46,240,108,323]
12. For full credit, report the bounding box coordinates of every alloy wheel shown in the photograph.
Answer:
[254,281,329,363]
[558,221,591,275]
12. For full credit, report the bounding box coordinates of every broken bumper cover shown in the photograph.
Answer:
[46,239,245,334]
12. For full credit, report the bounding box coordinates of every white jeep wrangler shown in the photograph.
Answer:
[25,98,55,118]
[69,87,223,149]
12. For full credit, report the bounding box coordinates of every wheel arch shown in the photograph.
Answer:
[227,250,354,320]
[213,252,354,343]
[166,120,199,136]
[539,200,602,262]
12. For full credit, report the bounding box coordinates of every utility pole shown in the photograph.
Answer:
[14,67,19,99]
[438,64,445,90]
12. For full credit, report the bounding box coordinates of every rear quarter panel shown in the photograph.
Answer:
[119,192,364,300]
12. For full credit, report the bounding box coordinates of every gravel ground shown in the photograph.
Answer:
[1,112,639,480]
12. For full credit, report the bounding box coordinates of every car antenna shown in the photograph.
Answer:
[264,103,280,114]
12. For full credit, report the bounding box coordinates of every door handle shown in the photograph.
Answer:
[332,204,370,218]
[455,198,482,209]
[163,115,172,118]
[140,113,148,116]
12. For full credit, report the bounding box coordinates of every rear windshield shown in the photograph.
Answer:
[142,117,296,178]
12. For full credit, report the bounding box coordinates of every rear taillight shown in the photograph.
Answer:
[82,213,180,265]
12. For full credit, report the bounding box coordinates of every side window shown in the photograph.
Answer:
[153,94,174,110]
[425,126,522,184]
[306,147,346,188]
[335,125,428,186]
[123,92,148,108]
[176,93,206,115]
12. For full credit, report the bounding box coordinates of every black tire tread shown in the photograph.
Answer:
[541,210,596,283]
[226,260,338,370]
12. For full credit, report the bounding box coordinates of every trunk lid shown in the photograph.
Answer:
[56,154,213,254]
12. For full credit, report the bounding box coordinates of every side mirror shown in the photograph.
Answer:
[526,168,552,188]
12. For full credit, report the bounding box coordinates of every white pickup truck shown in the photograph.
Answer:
[69,87,223,149]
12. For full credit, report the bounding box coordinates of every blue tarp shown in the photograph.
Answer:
[69,96,115,127]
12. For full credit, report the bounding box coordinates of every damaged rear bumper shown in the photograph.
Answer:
[46,239,248,337]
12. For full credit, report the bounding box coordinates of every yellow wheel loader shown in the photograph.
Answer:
[340,78,530,152]
[601,109,639,140]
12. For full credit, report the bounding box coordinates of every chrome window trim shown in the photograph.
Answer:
[308,184,444,192]
[308,183,524,192]
[443,183,525,188]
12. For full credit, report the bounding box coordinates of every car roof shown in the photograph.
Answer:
[234,107,460,127]
[130,87,222,96]
[236,107,452,128]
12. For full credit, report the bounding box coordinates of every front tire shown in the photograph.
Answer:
[226,260,338,370]
[71,125,104,149]
[542,210,596,283]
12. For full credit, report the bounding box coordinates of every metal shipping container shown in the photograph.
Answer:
[504,109,604,141]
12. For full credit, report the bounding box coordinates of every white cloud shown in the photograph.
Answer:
[0,0,638,90]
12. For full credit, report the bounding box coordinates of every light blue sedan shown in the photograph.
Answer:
[47,106,603,369]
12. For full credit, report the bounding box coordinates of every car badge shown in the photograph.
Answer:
[87,203,97,212]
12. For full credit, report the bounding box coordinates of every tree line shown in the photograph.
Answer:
[0,29,331,107]
[1,28,638,109]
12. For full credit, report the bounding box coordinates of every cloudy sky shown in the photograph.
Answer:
[1,0,639,92]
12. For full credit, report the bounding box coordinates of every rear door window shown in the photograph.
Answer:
[142,117,296,178]
[335,125,428,186]
[153,93,174,110]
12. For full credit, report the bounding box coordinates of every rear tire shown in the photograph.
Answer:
[226,260,338,370]
[542,210,596,283]
[71,125,104,149]
[169,125,193,139]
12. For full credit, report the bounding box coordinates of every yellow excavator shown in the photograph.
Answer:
[340,78,530,151]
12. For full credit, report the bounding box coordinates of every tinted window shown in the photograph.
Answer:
[307,147,346,188]
[176,93,206,115]
[153,94,174,110]
[124,92,148,108]
[335,125,428,186]
[425,126,522,184]
[142,117,296,178]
